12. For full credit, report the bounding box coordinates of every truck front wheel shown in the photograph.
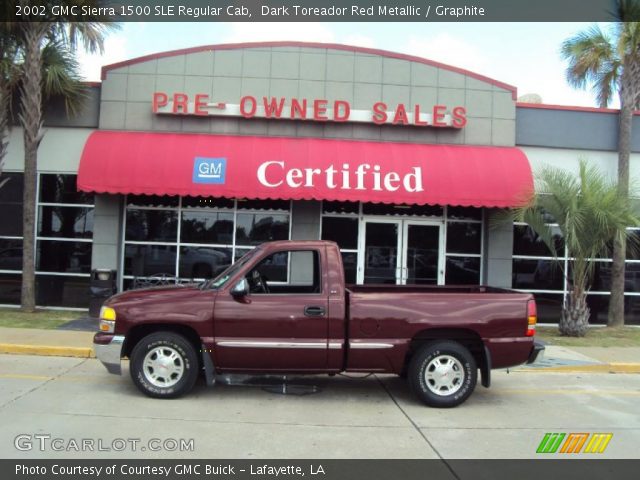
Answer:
[408,341,477,408]
[130,332,199,399]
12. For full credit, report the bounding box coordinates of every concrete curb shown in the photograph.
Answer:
[518,363,640,374]
[0,344,94,358]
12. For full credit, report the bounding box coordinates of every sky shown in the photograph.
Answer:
[78,21,615,108]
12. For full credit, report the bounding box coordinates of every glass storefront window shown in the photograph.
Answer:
[445,257,480,285]
[237,199,289,211]
[124,244,177,277]
[446,222,481,254]
[321,217,358,250]
[0,239,23,271]
[513,224,564,257]
[35,275,90,308]
[625,263,640,293]
[323,201,359,214]
[362,203,443,217]
[39,174,93,205]
[123,198,291,285]
[628,229,640,260]
[179,246,232,278]
[447,206,482,221]
[38,206,93,238]
[126,194,179,208]
[0,173,23,237]
[125,210,178,242]
[235,213,289,246]
[180,211,234,244]
[512,222,640,325]
[341,251,357,284]
[0,273,21,304]
[37,240,92,274]
[512,259,564,290]
[182,196,234,209]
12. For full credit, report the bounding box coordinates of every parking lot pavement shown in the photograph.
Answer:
[0,354,638,459]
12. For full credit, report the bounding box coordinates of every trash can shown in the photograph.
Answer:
[89,269,117,318]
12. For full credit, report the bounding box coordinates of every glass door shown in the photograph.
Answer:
[402,222,444,285]
[357,219,444,285]
[358,220,401,284]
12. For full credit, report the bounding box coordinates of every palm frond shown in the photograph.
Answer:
[561,25,617,96]
[40,41,87,115]
[511,160,640,296]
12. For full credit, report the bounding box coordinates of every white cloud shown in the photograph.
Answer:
[223,22,336,44]
[77,35,128,81]
[402,33,490,76]
[342,34,376,49]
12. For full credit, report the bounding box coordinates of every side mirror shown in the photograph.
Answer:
[231,278,249,297]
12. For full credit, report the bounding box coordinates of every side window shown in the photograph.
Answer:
[247,250,321,294]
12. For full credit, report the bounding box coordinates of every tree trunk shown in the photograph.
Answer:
[560,291,590,337]
[0,74,10,188]
[608,74,633,327]
[0,85,8,186]
[19,22,46,312]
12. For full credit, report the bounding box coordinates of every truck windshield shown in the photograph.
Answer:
[205,247,261,289]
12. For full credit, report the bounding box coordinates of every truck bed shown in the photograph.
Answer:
[344,284,533,373]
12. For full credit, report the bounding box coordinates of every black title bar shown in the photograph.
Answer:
[4,459,640,480]
[5,0,634,22]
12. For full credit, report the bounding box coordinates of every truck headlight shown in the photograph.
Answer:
[99,306,116,333]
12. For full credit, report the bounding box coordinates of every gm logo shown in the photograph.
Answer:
[536,432,613,454]
[193,157,226,184]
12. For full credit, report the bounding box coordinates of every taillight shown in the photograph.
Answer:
[526,299,537,336]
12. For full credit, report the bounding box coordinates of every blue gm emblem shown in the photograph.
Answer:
[193,157,226,184]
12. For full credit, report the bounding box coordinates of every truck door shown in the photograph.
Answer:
[213,248,330,371]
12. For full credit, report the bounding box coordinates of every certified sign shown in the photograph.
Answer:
[193,157,226,184]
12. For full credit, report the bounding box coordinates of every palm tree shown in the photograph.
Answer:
[561,1,640,327]
[511,161,639,336]
[0,27,21,190]
[16,1,119,311]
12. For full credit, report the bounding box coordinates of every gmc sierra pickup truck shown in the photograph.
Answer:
[94,240,544,408]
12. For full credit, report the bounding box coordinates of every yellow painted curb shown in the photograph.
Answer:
[0,344,94,358]
[519,363,640,374]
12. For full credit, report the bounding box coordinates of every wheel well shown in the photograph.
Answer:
[403,328,487,375]
[122,323,203,361]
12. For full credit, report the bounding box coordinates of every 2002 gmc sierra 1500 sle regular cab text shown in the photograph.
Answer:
[94,240,544,407]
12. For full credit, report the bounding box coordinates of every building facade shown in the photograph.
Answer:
[1,42,639,324]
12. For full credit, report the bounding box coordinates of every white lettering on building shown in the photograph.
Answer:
[256,161,423,193]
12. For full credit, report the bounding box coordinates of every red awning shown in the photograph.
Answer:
[78,131,533,208]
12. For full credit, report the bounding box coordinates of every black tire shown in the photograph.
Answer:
[408,341,477,408]
[130,332,199,399]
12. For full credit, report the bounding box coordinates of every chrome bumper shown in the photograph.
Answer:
[93,333,125,375]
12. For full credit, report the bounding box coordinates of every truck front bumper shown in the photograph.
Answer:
[527,340,545,364]
[93,332,125,375]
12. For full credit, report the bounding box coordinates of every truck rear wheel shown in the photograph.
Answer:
[408,341,477,408]
[130,332,198,399]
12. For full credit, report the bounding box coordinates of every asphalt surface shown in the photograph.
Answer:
[0,354,639,459]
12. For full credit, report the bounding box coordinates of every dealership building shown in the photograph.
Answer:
[1,41,639,323]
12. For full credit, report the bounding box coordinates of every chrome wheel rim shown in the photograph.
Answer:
[424,355,465,396]
[142,346,184,388]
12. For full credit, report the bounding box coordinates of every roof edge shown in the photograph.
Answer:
[516,102,640,115]
[100,41,517,100]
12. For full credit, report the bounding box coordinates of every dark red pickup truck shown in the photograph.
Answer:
[94,240,543,407]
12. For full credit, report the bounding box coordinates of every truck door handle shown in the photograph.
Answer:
[304,306,326,317]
